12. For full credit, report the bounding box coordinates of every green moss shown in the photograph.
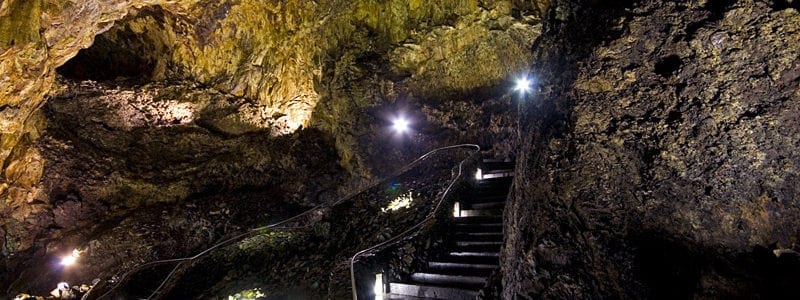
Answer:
[353,0,479,43]
[0,0,43,48]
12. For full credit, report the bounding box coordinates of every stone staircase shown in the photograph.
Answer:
[384,159,513,299]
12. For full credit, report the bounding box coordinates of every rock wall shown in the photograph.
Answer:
[504,0,800,298]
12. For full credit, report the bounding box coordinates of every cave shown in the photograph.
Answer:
[2,0,800,299]
[56,32,152,82]
[55,6,175,83]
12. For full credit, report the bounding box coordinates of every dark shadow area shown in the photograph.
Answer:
[655,55,682,78]
[771,0,800,10]
[749,245,800,298]
[56,6,175,82]
[634,234,800,299]
[707,0,740,19]
[634,235,701,299]
[57,33,156,81]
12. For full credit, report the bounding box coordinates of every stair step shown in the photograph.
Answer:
[439,253,500,265]
[427,261,498,276]
[455,231,503,237]
[384,293,429,299]
[477,176,513,184]
[463,201,505,210]
[448,251,499,257]
[481,166,513,173]
[410,273,487,288]
[453,242,502,252]
[481,158,511,163]
[458,209,502,217]
[455,241,502,247]
[388,283,478,300]
[454,232,503,241]
[453,216,501,224]
[452,222,502,232]
[479,168,513,175]
[479,172,513,179]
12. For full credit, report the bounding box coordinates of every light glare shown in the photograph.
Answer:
[382,192,414,213]
[57,282,70,291]
[60,255,76,266]
[60,249,80,266]
[515,77,532,94]
[392,117,410,133]
[374,273,384,299]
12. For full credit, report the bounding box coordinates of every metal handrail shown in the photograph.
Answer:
[349,144,480,300]
[85,144,479,299]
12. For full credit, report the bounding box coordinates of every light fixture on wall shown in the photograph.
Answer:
[515,76,533,94]
[60,249,80,267]
[392,116,410,133]
[374,273,385,299]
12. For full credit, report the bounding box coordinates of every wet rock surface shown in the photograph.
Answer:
[504,0,800,298]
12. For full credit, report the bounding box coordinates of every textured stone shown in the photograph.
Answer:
[504,0,800,298]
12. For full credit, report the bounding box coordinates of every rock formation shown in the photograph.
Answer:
[504,0,800,298]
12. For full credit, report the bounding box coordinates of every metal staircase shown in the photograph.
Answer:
[384,159,513,299]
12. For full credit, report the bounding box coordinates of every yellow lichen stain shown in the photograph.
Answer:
[355,0,479,43]
[574,76,613,93]
[740,193,772,245]
[3,148,43,190]
[0,0,43,48]
[624,70,637,83]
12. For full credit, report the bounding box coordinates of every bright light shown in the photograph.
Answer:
[392,117,410,133]
[57,282,70,291]
[227,288,266,300]
[475,168,483,180]
[515,77,532,94]
[382,192,414,213]
[374,273,384,299]
[60,249,80,266]
[60,255,76,266]
[453,201,461,218]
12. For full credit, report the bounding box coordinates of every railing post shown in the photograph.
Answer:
[350,256,359,300]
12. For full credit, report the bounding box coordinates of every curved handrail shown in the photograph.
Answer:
[85,143,479,300]
[349,144,480,300]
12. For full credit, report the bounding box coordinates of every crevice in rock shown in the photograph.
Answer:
[56,6,176,83]
[771,0,800,10]
[684,0,739,41]
[707,0,740,19]
[634,235,701,299]
[654,55,682,78]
